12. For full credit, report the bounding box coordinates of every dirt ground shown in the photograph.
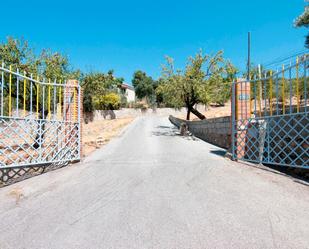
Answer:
[82,117,135,157]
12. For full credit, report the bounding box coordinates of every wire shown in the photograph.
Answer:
[262,49,308,68]
[263,49,307,65]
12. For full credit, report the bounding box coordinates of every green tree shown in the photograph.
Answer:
[157,50,236,120]
[295,2,309,48]
[0,37,40,73]
[207,60,238,106]
[0,37,78,81]
[40,49,74,81]
[0,37,80,115]
[82,71,123,112]
[132,70,155,104]
[153,79,165,107]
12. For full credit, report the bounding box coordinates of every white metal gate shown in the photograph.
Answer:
[0,63,81,181]
[231,55,308,168]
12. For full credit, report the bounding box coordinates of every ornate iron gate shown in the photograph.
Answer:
[0,63,81,181]
[232,55,308,168]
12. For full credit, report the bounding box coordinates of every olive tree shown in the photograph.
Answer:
[157,50,237,120]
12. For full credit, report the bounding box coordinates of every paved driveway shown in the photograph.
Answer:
[0,116,308,249]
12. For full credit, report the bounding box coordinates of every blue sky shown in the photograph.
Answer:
[0,0,308,83]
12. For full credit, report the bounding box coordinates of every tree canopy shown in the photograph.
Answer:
[157,50,237,120]
[0,37,81,117]
[82,71,124,112]
[295,3,309,48]
[132,70,156,104]
[0,37,80,81]
[0,37,124,114]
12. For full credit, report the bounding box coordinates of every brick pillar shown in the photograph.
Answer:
[79,88,84,158]
[64,80,78,122]
[234,79,251,159]
[64,80,80,159]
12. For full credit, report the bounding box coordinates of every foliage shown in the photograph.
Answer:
[295,4,309,27]
[39,49,81,81]
[157,50,237,120]
[0,37,80,117]
[295,3,309,48]
[0,37,40,74]
[207,60,238,106]
[0,37,79,81]
[132,70,155,104]
[93,92,120,110]
[82,71,124,112]
[152,79,165,107]
[0,37,125,115]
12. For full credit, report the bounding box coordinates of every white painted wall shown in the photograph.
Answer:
[125,88,135,102]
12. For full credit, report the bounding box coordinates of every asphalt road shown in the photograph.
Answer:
[0,116,308,249]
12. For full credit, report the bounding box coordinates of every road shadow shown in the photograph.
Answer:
[152,126,179,137]
[206,147,309,185]
[209,148,309,185]
[152,126,199,141]
[264,163,309,184]
[156,125,172,129]
[237,161,309,185]
[210,149,227,157]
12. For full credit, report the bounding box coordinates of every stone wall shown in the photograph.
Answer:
[169,115,231,149]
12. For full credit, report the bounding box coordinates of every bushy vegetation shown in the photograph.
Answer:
[132,71,154,100]
[0,37,125,114]
[93,93,121,110]
[295,3,309,48]
[0,37,81,82]
[131,71,157,107]
[0,37,81,118]
[82,70,123,112]
[156,50,237,120]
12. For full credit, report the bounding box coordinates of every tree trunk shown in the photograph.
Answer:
[190,107,206,120]
[186,107,191,120]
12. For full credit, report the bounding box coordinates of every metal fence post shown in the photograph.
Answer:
[231,82,236,160]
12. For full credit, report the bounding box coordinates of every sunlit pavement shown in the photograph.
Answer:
[0,116,308,249]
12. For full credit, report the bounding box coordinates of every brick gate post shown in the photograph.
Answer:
[233,79,251,159]
[64,80,82,160]
[64,80,78,122]
[79,88,84,158]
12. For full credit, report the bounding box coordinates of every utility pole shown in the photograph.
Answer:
[247,32,251,80]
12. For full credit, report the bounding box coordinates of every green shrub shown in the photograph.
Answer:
[93,93,121,110]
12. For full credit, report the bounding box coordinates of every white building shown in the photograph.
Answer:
[120,83,136,103]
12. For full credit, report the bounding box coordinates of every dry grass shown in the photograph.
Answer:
[82,117,135,157]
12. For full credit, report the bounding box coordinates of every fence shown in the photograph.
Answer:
[0,63,81,183]
[232,54,308,168]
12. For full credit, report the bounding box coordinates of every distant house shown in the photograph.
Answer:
[119,83,136,103]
